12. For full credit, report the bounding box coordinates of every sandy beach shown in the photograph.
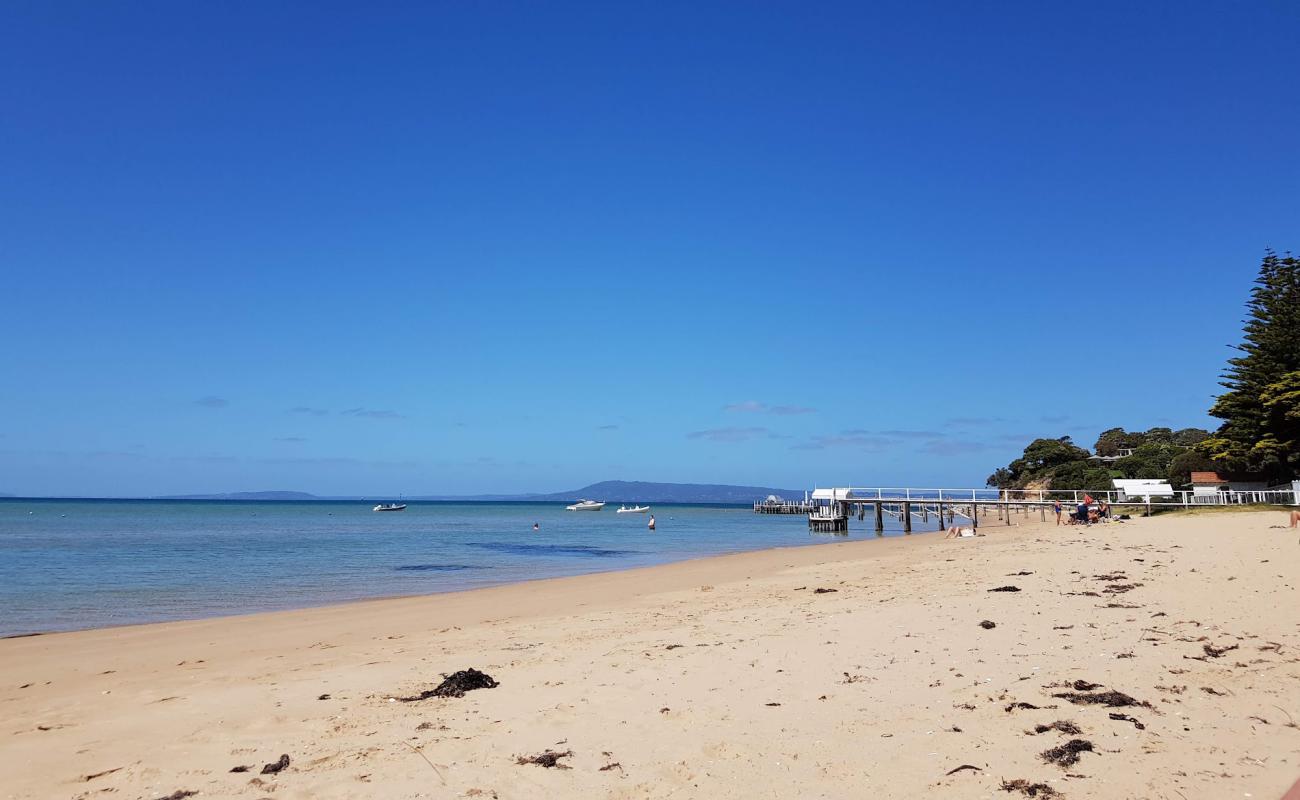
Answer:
[3,510,1299,799]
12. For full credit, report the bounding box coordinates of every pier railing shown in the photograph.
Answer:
[814,486,1298,507]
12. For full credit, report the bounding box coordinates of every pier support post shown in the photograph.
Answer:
[874,502,883,535]
[936,503,945,531]
[973,504,979,530]
[903,502,912,533]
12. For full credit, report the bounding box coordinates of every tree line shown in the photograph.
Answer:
[988,250,1300,490]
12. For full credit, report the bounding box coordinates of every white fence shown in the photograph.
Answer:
[814,486,1298,507]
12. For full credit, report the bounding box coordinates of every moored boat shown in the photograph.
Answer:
[616,504,650,513]
[565,499,605,511]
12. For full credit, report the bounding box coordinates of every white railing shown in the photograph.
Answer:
[808,486,1297,507]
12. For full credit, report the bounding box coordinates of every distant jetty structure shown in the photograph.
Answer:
[792,487,1070,534]
[754,493,813,515]
[757,484,1300,533]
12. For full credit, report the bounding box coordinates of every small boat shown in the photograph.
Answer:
[565,499,606,511]
[616,505,650,514]
[373,500,407,511]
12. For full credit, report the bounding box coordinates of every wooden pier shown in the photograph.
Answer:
[753,499,814,515]
[758,486,1198,534]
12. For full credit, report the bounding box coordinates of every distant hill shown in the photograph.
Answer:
[152,482,805,505]
[158,491,318,501]
[417,481,804,504]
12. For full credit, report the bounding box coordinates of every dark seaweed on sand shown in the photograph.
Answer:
[400,669,499,701]
[980,620,997,629]
[1203,643,1240,658]
[988,585,1022,592]
[1031,720,1081,735]
[1052,689,1151,708]
[1001,778,1060,797]
[1041,738,1093,768]
[260,754,290,775]
[516,749,573,769]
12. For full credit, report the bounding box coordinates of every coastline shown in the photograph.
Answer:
[3,510,1298,798]
[0,499,865,637]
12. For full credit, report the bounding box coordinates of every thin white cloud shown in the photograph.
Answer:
[724,401,816,415]
[921,439,990,456]
[688,426,770,443]
[944,416,1007,427]
[288,406,329,416]
[792,433,895,451]
[340,408,406,420]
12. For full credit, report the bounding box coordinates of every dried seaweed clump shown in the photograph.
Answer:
[1203,643,1239,658]
[980,620,997,629]
[1001,778,1060,797]
[401,669,499,701]
[988,585,1022,593]
[516,750,573,769]
[1041,738,1093,768]
[1052,689,1150,709]
[1031,720,1082,735]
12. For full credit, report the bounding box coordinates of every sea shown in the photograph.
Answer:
[0,498,920,637]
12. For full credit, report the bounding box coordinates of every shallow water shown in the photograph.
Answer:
[0,499,922,636]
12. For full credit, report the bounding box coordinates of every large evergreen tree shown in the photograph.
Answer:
[1199,250,1300,480]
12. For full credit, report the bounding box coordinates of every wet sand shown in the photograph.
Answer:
[2,510,1298,799]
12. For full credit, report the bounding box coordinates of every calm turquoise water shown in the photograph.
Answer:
[0,499,918,636]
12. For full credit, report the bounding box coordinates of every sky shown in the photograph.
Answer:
[2,1,1298,497]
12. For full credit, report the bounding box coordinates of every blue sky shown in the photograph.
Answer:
[2,1,1297,497]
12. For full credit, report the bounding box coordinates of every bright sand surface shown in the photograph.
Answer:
[3,510,1299,799]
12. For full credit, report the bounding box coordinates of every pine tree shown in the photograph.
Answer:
[1199,250,1300,480]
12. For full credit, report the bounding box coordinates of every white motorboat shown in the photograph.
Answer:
[565,499,605,511]
[373,502,407,511]
[616,505,650,514]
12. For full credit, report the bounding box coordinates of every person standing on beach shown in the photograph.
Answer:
[1053,499,1063,526]
[1290,509,1300,528]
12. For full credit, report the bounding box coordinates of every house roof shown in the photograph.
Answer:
[1112,479,1176,497]
[1190,471,1224,484]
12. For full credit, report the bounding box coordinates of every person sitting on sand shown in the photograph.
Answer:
[1290,509,1300,529]
[945,526,982,538]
